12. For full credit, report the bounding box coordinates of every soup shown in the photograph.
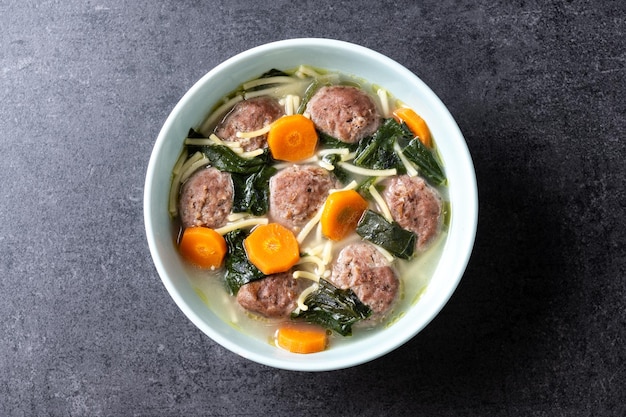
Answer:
[168,66,449,353]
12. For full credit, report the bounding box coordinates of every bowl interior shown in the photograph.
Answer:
[144,38,477,371]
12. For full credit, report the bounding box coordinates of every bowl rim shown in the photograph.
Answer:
[144,37,478,371]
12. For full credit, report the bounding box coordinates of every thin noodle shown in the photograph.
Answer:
[293,270,321,282]
[296,255,326,274]
[215,217,268,235]
[393,141,418,177]
[302,243,325,257]
[322,240,333,265]
[235,124,271,139]
[295,283,319,312]
[242,76,299,90]
[318,160,335,171]
[227,212,249,222]
[338,162,396,177]
[172,148,188,176]
[369,184,394,223]
[179,157,211,184]
[239,149,264,159]
[297,206,324,244]
[318,147,350,157]
[377,88,390,118]
[373,244,395,263]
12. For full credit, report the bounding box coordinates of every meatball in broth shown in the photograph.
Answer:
[382,175,443,251]
[214,96,284,151]
[236,270,302,319]
[306,85,382,143]
[330,242,399,319]
[178,167,233,229]
[269,165,339,233]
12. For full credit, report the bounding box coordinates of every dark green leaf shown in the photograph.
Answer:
[352,118,408,172]
[402,137,447,185]
[223,230,265,294]
[187,128,205,138]
[195,145,268,175]
[296,79,321,115]
[260,68,289,78]
[231,164,276,216]
[356,210,416,259]
[291,278,372,336]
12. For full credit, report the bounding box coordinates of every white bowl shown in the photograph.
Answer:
[144,38,478,371]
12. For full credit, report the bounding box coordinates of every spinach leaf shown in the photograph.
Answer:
[260,68,289,78]
[296,78,321,115]
[187,128,205,138]
[223,229,265,294]
[350,118,447,186]
[353,118,409,171]
[231,164,276,216]
[356,210,416,260]
[401,137,447,185]
[197,144,269,175]
[291,278,372,336]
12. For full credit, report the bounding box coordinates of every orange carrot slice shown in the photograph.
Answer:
[267,114,318,162]
[243,223,300,275]
[179,227,227,269]
[320,190,369,241]
[276,323,328,354]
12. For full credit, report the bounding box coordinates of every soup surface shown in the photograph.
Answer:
[169,66,449,352]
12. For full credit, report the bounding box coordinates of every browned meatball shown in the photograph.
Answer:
[306,85,381,143]
[330,243,399,316]
[269,165,339,232]
[236,271,301,318]
[178,167,233,229]
[214,96,284,151]
[382,175,442,251]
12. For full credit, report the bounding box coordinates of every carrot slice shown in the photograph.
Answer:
[276,323,328,354]
[179,227,227,269]
[243,223,300,275]
[320,190,369,241]
[393,107,432,148]
[267,114,318,162]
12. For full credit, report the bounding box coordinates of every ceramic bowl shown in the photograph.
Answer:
[144,38,478,371]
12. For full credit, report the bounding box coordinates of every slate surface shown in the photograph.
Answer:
[1,1,624,415]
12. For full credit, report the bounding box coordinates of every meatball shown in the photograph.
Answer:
[269,165,339,232]
[178,167,233,229]
[306,85,381,143]
[236,271,301,318]
[214,96,284,151]
[330,243,399,316]
[382,175,442,251]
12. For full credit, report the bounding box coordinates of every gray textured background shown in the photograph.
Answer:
[1,0,625,416]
